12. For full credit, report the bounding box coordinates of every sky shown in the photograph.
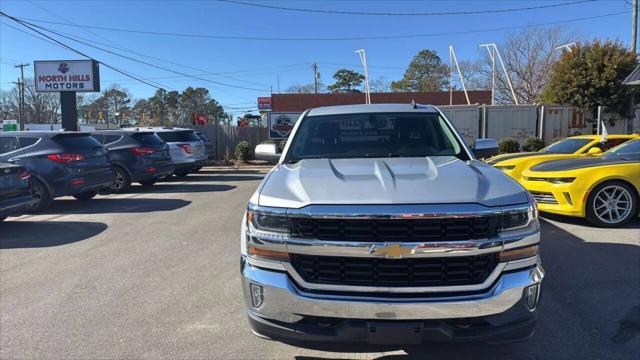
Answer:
[0,0,634,116]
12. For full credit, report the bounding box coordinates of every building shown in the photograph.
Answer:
[270,91,491,112]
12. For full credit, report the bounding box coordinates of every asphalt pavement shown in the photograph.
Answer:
[0,168,638,359]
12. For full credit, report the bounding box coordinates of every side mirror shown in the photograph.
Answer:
[254,143,280,164]
[472,139,499,159]
[587,147,603,155]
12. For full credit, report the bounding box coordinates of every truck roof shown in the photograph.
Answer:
[306,103,438,117]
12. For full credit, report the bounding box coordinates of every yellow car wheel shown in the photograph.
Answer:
[586,180,638,227]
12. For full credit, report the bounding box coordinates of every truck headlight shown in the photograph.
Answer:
[501,201,538,236]
[246,208,290,241]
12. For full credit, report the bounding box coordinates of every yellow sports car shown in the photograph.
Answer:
[486,134,639,181]
[520,139,640,227]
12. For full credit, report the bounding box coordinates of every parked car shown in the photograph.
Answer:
[521,138,640,227]
[194,131,214,160]
[241,104,543,345]
[0,163,32,221]
[0,131,113,212]
[91,130,174,192]
[132,128,207,176]
[486,134,639,181]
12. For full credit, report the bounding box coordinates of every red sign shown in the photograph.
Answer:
[193,113,207,125]
[258,97,272,111]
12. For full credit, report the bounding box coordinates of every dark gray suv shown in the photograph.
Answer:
[92,130,174,193]
[0,131,113,212]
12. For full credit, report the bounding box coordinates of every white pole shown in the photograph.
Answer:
[355,49,371,104]
[479,44,496,105]
[493,44,519,105]
[449,45,470,105]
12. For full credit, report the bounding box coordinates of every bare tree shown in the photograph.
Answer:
[455,60,488,91]
[369,76,391,92]
[0,90,19,120]
[479,26,577,104]
[23,79,60,124]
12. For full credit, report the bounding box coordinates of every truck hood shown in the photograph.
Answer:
[258,157,528,208]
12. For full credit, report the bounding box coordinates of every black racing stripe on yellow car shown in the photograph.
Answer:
[486,152,539,165]
[530,157,639,172]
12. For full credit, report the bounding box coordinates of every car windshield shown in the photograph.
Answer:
[52,134,103,149]
[156,130,200,143]
[284,112,465,162]
[541,138,592,154]
[132,133,164,145]
[603,139,640,159]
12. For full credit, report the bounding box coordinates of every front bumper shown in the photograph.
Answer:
[521,180,586,217]
[241,259,544,343]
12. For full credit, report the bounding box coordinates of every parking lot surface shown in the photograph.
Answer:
[1,168,639,359]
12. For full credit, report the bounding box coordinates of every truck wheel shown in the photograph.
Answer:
[29,179,52,213]
[110,166,131,193]
[586,181,638,227]
[73,191,97,201]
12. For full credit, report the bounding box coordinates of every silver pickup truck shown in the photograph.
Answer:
[240,104,543,345]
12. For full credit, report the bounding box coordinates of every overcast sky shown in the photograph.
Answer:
[0,0,633,114]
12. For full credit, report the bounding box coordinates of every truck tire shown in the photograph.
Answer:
[586,180,638,227]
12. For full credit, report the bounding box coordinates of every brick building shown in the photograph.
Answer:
[270,91,491,112]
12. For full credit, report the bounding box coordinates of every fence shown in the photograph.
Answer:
[191,124,269,161]
[438,104,638,146]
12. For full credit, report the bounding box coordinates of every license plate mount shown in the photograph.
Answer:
[366,321,423,345]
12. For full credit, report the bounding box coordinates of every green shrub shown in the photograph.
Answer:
[522,137,545,152]
[498,138,520,153]
[235,141,252,161]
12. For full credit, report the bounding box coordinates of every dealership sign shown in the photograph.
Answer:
[34,60,100,92]
[268,112,302,139]
[257,97,272,111]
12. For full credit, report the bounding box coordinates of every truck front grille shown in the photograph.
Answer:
[290,253,499,288]
[289,216,500,242]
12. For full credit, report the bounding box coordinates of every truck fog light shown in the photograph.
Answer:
[525,284,539,311]
[250,283,264,308]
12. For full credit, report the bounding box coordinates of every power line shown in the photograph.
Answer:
[0,14,169,90]
[36,26,272,88]
[217,0,597,16]
[9,17,270,92]
[18,11,628,41]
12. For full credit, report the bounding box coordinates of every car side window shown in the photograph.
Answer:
[19,137,39,148]
[600,139,628,151]
[91,135,105,144]
[0,137,19,154]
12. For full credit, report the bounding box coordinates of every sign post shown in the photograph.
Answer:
[34,60,100,131]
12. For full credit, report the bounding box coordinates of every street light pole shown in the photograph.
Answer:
[355,49,371,104]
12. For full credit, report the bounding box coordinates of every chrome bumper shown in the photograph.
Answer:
[241,258,544,324]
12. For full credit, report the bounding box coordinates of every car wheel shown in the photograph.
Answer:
[110,166,131,193]
[73,191,97,201]
[586,181,638,227]
[29,179,52,213]
[139,179,157,186]
[174,171,189,177]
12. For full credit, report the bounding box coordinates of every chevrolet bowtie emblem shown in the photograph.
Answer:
[369,244,413,258]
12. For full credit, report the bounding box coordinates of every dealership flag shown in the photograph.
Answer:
[600,123,608,142]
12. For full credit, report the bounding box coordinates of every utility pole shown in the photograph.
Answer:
[14,63,29,130]
[312,63,319,94]
[633,0,638,53]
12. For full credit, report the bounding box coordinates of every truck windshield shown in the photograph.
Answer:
[284,112,466,162]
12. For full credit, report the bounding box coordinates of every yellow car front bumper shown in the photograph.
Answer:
[520,179,587,218]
